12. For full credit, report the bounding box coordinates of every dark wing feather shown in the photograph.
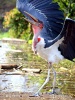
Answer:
[33,0,52,8]
[16,0,64,46]
[36,2,59,10]
[59,18,75,61]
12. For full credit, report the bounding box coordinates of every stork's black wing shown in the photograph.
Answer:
[58,18,75,61]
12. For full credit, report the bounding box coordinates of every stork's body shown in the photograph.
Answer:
[16,0,75,96]
[32,36,64,63]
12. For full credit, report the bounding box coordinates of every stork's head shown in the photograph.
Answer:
[23,11,44,52]
[32,24,43,53]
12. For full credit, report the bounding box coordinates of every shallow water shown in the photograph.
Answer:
[0,74,40,93]
[0,42,10,63]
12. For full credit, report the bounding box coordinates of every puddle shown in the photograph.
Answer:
[0,74,40,92]
[0,41,23,64]
[0,42,10,63]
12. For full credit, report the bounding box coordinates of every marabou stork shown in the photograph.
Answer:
[16,0,75,96]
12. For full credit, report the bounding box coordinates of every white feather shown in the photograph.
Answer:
[32,38,64,64]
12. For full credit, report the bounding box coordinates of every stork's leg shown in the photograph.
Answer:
[50,67,56,94]
[30,63,51,97]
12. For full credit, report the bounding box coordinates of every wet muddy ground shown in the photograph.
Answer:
[0,92,75,100]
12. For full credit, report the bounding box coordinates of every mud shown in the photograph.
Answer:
[0,92,75,100]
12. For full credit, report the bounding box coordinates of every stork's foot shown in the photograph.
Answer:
[29,93,40,97]
[49,89,57,94]
[49,88,60,95]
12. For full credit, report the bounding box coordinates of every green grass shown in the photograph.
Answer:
[0,32,11,39]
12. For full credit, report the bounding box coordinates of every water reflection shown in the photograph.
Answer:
[0,74,40,92]
[0,41,23,64]
[0,42,10,63]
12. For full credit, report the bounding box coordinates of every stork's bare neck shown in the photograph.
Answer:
[32,23,43,51]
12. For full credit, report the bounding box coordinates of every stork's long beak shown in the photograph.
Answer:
[24,11,38,22]
[24,11,42,27]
